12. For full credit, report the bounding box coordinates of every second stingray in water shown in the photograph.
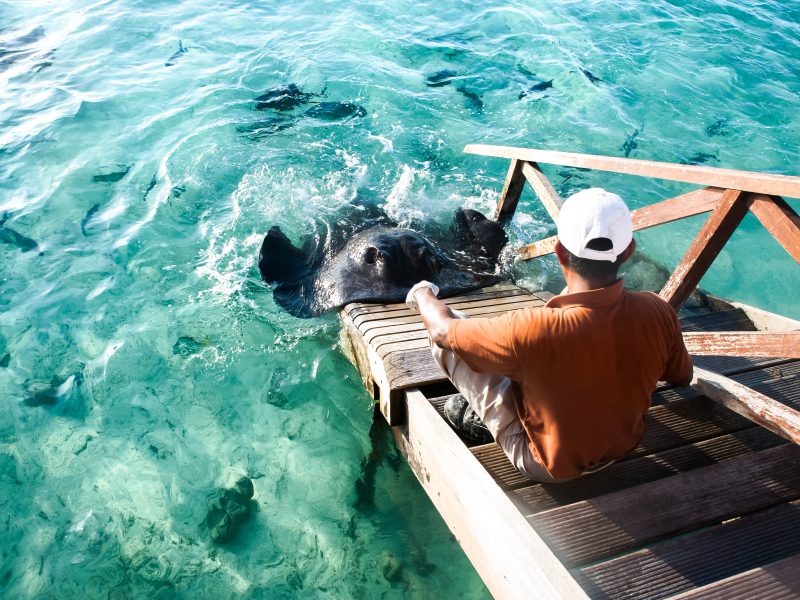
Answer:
[258,208,509,318]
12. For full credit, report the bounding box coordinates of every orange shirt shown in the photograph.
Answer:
[448,280,692,480]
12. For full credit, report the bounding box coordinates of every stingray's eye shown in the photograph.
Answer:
[363,246,379,265]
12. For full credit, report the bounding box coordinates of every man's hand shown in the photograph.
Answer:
[407,281,455,349]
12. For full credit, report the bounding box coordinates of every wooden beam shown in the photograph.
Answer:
[516,186,725,261]
[465,144,800,199]
[660,189,749,309]
[691,366,800,444]
[747,193,800,265]
[683,332,800,358]
[394,389,589,599]
[494,159,526,225]
[520,161,563,222]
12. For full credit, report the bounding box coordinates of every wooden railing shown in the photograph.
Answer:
[465,144,800,444]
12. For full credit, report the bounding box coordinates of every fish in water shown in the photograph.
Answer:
[173,336,210,357]
[519,79,553,99]
[0,217,39,252]
[0,353,10,368]
[165,40,187,67]
[304,102,366,121]
[0,26,46,72]
[425,69,458,87]
[237,115,298,139]
[23,372,84,408]
[258,207,508,318]
[581,68,602,84]
[80,203,100,236]
[705,118,730,137]
[92,166,130,183]
[254,83,317,111]
[681,151,718,165]
[621,129,640,158]
[456,87,483,113]
[143,173,157,201]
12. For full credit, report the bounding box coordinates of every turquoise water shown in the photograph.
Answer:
[1,0,799,597]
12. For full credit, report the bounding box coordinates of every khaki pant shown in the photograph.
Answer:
[429,312,560,483]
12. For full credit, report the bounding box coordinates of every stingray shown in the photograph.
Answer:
[258,208,508,317]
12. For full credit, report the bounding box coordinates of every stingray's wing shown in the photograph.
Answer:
[451,207,508,261]
[258,226,311,285]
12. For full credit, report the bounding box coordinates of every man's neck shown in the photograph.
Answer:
[564,273,618,294]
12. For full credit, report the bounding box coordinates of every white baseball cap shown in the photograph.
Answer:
[556,188,633,262]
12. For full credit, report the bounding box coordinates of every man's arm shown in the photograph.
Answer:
[413,287,455,349]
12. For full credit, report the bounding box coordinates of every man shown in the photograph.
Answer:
[406,188,693,482]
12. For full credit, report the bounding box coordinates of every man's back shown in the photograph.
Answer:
[448,280,693,479]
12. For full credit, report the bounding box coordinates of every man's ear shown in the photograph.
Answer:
[621,239,636,263]
[555,240,569,267]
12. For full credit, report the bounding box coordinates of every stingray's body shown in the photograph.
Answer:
[258,208,508,318]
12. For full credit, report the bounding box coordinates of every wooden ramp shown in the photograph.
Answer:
[340,287,800,599]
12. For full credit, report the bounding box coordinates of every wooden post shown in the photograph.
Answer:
[746,194,800,265]
[521,161,563,222]
[683,331,800,358]
[691,367,800,445]
[660,189,750,310]
[494,159,526,225]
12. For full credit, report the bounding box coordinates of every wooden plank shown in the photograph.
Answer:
[692,366,800,444]
[684,331,800,358]
[509,427,785,514]
[393,389,589,599]
[531,444,800,566]
[521,161,563,221]
[667,555,800,599]
[494,159,526,225]
[747,193,800,264]
[660,189,750,309]
[517,187,725,261]
[574,499,800,600]
[464,144,800,199]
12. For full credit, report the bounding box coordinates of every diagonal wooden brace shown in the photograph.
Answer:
[660,189,750,310]
[494,159,526,225]
[746,193,800,265]
[521,161,563,222]
[692,367,800,445]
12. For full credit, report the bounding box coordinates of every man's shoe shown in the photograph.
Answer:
[443,394,493,445]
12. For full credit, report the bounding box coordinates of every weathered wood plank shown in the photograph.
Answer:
[747,193,800,264]
[692,366,800,444]
[345,284,525,318]
[660,189,750,309]
[666,555,800,599]
[684,331,800,358]
[517,187,725,260]
[494,159,526,225]
[574,499,800,600]
[521,161,563,221]
[464,144,800,198]
[509,427,785,514]
[531,444,800,566]
[394,389,589,600]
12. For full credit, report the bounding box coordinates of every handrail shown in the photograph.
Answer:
[465,144,800,199]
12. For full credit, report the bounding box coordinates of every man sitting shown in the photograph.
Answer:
[407,188,693,482]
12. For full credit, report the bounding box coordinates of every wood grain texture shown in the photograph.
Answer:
[575,499,800,600]
[692,366,800,444]
[667,555,800,599]
[531,444,800,566]
[660,189,749,309]
[684,331,800,358]
[394,389,589,600]
[464,144,800,198]
[517,187,725,260]
[521,161,563,222]
[494,159,526,225]
[747,193,800,264]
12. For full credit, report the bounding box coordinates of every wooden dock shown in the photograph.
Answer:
[339,147,800,599]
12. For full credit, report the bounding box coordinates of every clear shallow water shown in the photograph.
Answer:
[1,0,799,597]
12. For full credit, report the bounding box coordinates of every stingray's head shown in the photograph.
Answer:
[355,229,441,287]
